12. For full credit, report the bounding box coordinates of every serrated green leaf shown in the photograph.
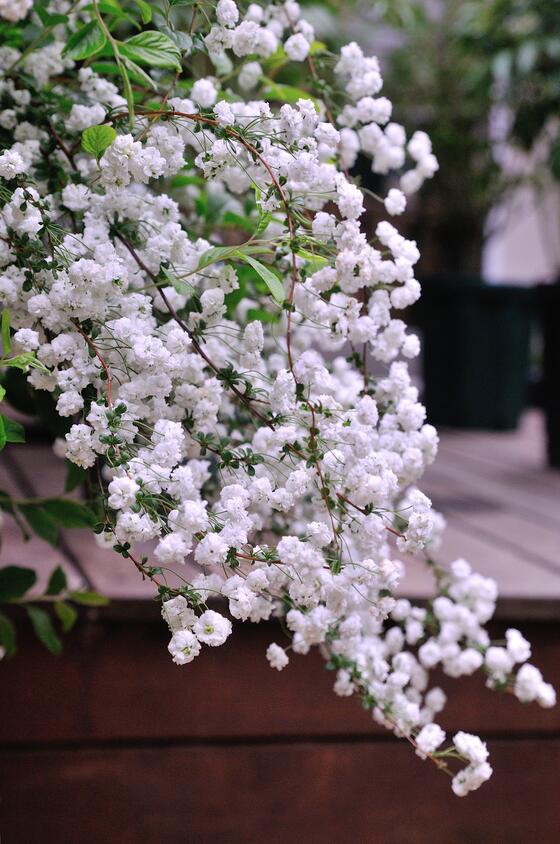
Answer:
[26,605,62,655]
[222,211,255,234]
[18,504,59,546]
[0,565,37,601]
[0,352,38,371]
[120,55,156,89]
[169,173,205,188]
[246,308,280,324]
[133,0,152,23]
[35,3,68,26]
[42,498,96,529]
[197,243,269,271]
[159,25,192,53]
[70,590,109,606]
[84,0,127,18]
[0,611,16,656]
[309,40,327,56]
[54,600,78,633]
[160,266,197,298]
[46,565,68,597]
[63,20,106,61]
[234,253,285,304]
[297,248,328,274]
[1,308,10,356]
[1,415,24,444]
[261,78,319,108]
[81,124,117,161]
[118,60,135,130]
[91,60,121,76]
[119,31,182,70]
[64,460,87,493]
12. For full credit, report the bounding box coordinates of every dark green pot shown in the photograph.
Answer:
[412,276,534,430]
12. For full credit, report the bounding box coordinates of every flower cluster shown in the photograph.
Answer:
[0,0,554,794]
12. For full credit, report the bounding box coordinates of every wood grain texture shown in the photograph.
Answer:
[0,619,558,745]
[1,739,559,844]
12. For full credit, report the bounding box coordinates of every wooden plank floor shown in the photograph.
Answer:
[1,410,559,610]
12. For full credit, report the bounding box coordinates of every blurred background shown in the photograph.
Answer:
[1,1,560,841]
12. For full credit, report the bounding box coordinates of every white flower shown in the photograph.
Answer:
[162,596,196,633]
[284,33,310,62]
[453,732,489,766]
[238,61,262,90]
[194,610,232,646]
[415,723,445,758]
[216,0,239,27]
[384,188,406,216]
[192,78,218,108]
[214,100,235,127]
[66,103,105,132]
[168,630,201,665]
[266,642,289,670]
[506,628,531,663]
[0,0,32,23]
[0,148,25,178]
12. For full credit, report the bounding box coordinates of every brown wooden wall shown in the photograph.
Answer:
[1,606,559,843]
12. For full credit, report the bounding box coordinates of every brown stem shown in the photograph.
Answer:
[72,321,113,407]
[115,233,274,428]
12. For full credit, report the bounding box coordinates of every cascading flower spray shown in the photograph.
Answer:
[0,0,554,796]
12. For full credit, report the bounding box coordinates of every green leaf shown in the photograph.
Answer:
[0,611,16,656]
[0,565,37,601]
[42,498,96,529]
[234,253,285,304]
[46,565,68,597]
[0,352,39,371]
[54,600,78,633]
[120,55,156,89]
[133,0,152,23]
[35,2,68,26]
[81,124,117,161]
[0,416,5,451]
[159,25,192,54]
[261,78,319,108]
[0,415,25,444]
[160,266,197,299]
[169,173,205,188]
[84,0,127,19]
[222,211,256,234]
[119,31,182,70]
[118,60,135,130]
[70,590,109,606]
[63,20,107,61]
[1,309,10,356]
[246,308,280,324]
[310,40,327,56]
[0,384,6,402]
[18,504,59,546]
[26,605,62,655]
[297,248,328,274]
[197,243,268,271]
[64,460,87,493]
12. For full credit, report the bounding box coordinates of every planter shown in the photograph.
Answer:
[540,282,560,468]
[412,276,534,430]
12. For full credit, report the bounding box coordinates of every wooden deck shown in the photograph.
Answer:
[1,409,559,612]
